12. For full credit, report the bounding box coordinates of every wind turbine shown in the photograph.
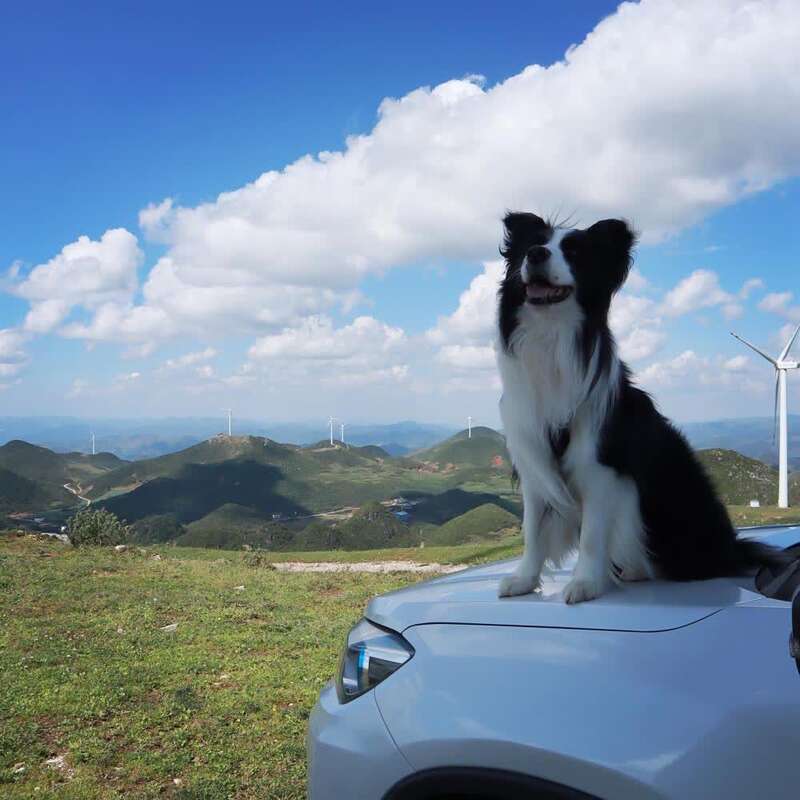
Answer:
[731,324,800,508]
[223,408,232,437]
[328,416,336,446]
[467,416,473,439]
[340,422,345,445]
[90,432,96,456]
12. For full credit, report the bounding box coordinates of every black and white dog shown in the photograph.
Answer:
[496,212,784,604]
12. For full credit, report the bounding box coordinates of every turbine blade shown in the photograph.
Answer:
[773,371,780,446]
[779,323,800,362]
[730,332,777,365]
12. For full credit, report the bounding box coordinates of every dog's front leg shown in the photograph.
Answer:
[498,486,547,598]
[563,467,616,604]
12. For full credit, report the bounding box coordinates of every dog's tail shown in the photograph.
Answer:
[731,537,794,574]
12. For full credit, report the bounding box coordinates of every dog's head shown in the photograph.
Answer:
[498,212,636,347]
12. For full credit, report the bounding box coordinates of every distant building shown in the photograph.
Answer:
[749,500,761,508]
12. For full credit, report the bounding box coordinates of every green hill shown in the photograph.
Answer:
[100,460,310,524]
[0,440,124,509]
[0,466,65,512]
[696,448,797,505]
[425,503,521,546]
[91,434,486,525]
[411,488,520,525]
[292,502,419,551]
[88,435,391,500]
[179,504,293,549]
[413,426,510,471]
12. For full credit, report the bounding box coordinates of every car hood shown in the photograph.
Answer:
[366,525,800,634]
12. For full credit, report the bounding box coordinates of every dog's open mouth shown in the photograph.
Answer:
[525,281,573,305]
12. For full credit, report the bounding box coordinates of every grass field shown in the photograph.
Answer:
[0,534,522,799]
[3,506,797,798]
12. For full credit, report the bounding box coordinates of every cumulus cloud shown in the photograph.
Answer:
[247,315,409,385]
[638,349,765,395]
[34,0,800,352]
[12,229,142,334]
[427,261,503,347]
[660,269,743,318]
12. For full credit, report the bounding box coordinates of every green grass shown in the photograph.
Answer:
[0,533,523,799]
[0,536,410,798]
[727,505,800,527]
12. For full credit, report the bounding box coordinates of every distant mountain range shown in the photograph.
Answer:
[678,415,800,470]
[0,417,458,459]
[1,424,798,550]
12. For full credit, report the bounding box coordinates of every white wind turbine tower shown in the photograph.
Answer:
[90,432,96,456]
[223,408,232,437]
[467,416,473,439]
[340,422,345,445]
[731,324,800,508]
[328,416,336,446]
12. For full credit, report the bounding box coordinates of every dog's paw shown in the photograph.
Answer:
[498,573,540,598]
[563,575,607,605]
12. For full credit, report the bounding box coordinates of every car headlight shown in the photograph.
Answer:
[336,618,414,703]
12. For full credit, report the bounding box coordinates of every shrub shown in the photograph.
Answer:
[68,507,129,547]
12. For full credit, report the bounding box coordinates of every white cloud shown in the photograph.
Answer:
[660,269,738,317]
[625,269,650,292]
[427,261,503,347]
[0,362,25,378]
[33,0,800,352]
[0,328,29,381]
[739,278,764,299]
[138,197,175,242]
[610,293,666,361]
[638,349,764,394]
[758,291,800,323]
[0,328,27,361]
[249,315,405,362]
[163,347,218,370]
[759,292,792,313]
[247,315,408,386]
[13,229,142,334]
[723,354,748,371]
[436,344,496,370]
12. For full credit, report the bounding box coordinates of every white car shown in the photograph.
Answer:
[308,525,800,799]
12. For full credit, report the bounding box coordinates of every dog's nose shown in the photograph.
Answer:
[527,246,550,265]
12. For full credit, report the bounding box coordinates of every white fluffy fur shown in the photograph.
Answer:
[497,236,653,604]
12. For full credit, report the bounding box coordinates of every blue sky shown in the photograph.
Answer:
[1,0,799,426]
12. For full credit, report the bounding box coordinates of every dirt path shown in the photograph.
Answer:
[272,561,467,574]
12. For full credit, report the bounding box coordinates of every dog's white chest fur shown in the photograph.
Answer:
[496,305,650,603]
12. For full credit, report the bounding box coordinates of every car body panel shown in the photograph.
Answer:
[309,526,800,799]
[376,606,800,799]
[366,526,800,634]
[307,681,411,799]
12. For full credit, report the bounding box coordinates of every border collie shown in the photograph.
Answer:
[496,212,785,604]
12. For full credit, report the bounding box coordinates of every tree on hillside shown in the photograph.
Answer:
[68,507,129,547]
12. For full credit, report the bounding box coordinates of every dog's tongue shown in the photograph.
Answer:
[526,283,554,299]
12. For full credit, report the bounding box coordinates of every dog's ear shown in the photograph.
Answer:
[501,212,548,259]
[586,218,636,291]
